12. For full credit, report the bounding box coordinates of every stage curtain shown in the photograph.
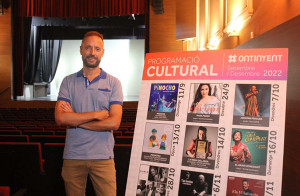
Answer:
[24,25,41,84]
[39,40,62,83]
[22,0,146,17]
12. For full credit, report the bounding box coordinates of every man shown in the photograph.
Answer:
[148,166,160,182]
[156,183,166,196]
[240,179,253,196]
[55,31,123,196]
[230,130,251,163]
[149,129,159,147]
[149,101,157,112]
[244,85,259,117]
[179,171,193,195]
[192,174,208,196]
[136,180,146,196]
[186,126,212,159]
[146,181,156,196]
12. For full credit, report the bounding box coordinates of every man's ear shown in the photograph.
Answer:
[80,45,83,55]
[101,49,105,58]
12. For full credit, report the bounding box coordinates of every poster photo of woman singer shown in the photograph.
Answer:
[187,83,221,124]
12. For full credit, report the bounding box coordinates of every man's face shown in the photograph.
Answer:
[243,181,249,190]
[80,35,104,68]
[251,85,257,93]
[199,130,205,140]
[234,132,241,142]
[148,182,153,189]
[150,168,157,176]
[186,172,190,178]
[161,169,166,176]
[199,175,204,183]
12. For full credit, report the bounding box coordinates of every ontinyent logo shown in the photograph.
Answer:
[228,54,237,63]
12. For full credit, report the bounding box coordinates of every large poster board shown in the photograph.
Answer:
[126,48,288,196]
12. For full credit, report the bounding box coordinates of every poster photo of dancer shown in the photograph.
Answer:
[233,84,271,127]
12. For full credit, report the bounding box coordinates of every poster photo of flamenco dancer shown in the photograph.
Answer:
[187,83,222,124]
[233,84,271,127]
[147,83,179,121]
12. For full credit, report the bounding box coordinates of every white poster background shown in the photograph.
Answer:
[126,48,288,196]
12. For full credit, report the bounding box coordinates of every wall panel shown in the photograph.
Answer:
[236,15,300,196]
[0,7,11,95]
[149,0,183,52]
[176,0,196,40]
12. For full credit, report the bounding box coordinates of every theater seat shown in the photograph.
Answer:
[29,135,66,158]
[0,142,44,195]
[114,135,134,144]
[29,135,66,145]
[43,143,65,196]
[23,130,55,136]
[0,130,21,135]
[0,186,10,196]
[0,135,29,142]
[114,144,132,196]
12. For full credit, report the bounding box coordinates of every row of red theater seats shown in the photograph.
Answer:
[0,123,135,130]
[0,142,132,174]
[0,108,137,122]
[0,129,134,139]
[0,109,136,195]
[0,121,135,127]
[0,122,135,135]
[0,134,134,144]
[0,129,135,136]
[0,122,135,132]
[0,142,132,196]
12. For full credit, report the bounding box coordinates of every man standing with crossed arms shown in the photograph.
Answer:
[55,31,123,196]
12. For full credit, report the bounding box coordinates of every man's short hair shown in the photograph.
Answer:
[83,31,104,41]
[198,126,207,132]
[242,179,249,184]
[199,174,205,181]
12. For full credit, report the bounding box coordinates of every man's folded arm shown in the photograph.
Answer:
[79,104,122,131]
[55,100,109,127]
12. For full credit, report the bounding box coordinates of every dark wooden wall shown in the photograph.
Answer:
[149,0,183,52]
[0,7,11,95]
[236,15,300,196]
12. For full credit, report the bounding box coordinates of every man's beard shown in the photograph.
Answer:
[82,55,100,68]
